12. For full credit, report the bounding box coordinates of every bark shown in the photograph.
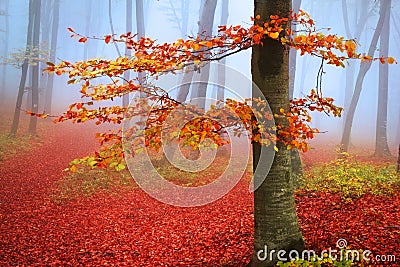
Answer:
[109,0,122,57]
[341,0,372,132]
[10,0,34,136]
[177,0,217,105]
[217,0,229,102]
[340,0,388,152]
[28,0,41,135]
[0,0,9,106]
[251,1,304,266]
[374,0,391,157]
[288,0,301,99]
[289,0,302,177]
[122,0,132,107]
[136,0,146,90]
[44,0,59,113]
[83,0,92,60]
[190,0,217,110]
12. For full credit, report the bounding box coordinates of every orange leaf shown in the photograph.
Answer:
[387,57,396,64]
[67,27,74,32]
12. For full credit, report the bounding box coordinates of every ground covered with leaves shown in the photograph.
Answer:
[0,121,399,266]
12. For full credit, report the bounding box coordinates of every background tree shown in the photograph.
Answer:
[10,0,35,136]
[341,0,389,152]
[43,0,59,114]
[0,0,9,106]
[374,0,392,157]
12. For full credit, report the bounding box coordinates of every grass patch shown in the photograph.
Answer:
[298,151,400,200]
[53,168,138,203]
[0,132,37,161]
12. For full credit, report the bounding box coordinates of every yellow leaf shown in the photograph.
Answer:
[274,146,278,152]
[269,32,279,39]
[279,108,285,114]
[70,165,77,172]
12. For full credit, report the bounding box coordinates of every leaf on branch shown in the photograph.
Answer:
[78,37,88,43]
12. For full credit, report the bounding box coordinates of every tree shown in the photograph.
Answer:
[374,0,392,157]
[176,0,218,105]
[340,0,389,152]
[10,0,35,136]
[28,0,41,135]
[44,0,60,114]
[0,0,9,106]
[33,5,393,266]
[251,1,304,266]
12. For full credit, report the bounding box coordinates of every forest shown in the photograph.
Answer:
[0,0,399,266]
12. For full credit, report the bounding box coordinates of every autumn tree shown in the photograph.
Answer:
[31,2,395,266]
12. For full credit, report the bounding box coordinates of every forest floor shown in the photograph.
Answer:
[0,118,399,266]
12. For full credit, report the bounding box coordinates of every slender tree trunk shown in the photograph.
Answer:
[44,0,59,113]
[217,0,229,102]
[190,0,217,110]
[28,0,41,135]
[10,0,34,136]
[122,0,132,107]
[177,0,217,104]
[374,0,391,157]
[109,0,121,57]
[251,1,304,266]
[83,0,92,60]
[0,0,9,106]
[136,0,145,84]
[341,0,370,133]
[340,0,388,152]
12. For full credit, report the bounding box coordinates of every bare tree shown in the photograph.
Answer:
[341,0,389,152]
[44,0,59,113]
[374,0,391,157]
[10,0,35,136]
[217,0,229,102]
[0,0,9,106]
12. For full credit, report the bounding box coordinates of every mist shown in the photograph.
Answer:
[0,0,399,154]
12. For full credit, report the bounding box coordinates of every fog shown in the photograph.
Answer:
[0,0,399,153]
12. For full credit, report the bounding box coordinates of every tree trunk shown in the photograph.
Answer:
[340,0,388,152]
[251,1,304,266]
[0,0,9,106]
[190,0,217,110]
[28,0,41,135]
[374,0,391,157]
[217,0,229,102]
[341,0,370,134]
[122,0,132,107]
[83,0,92,60]
[177,0,217,104]
[289,0,302,177]
[44,0,59,113]
[10,0,34,136]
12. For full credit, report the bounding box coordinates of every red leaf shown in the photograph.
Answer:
[78,37,88,43]
[105,35,111,44]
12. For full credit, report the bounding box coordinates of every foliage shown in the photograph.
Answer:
[1,43,50,68]
[298,150,400,200]
[53,167,137,203]
[1,126,399,265]
[276,252,354,267]
[25,10,395,171]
